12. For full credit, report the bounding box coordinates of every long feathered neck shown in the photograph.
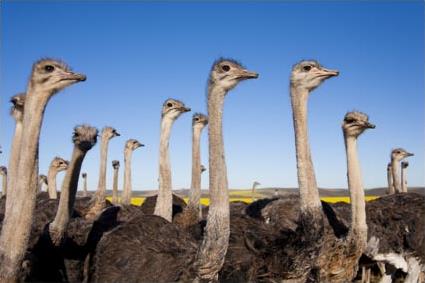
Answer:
[344,135,367,248]
[401,165,408,193]
[47,167,58,199]
[95,136,110,200]
[122,150,134,205]
[194,85,230,281]
[188,124,203,210]
[112,167,119,204]
[290,86,321,212]
[387,166,394,194]
[49,146,87,246]
[154,117,174,222]
[6,118,24,197]
[391,159,401,193]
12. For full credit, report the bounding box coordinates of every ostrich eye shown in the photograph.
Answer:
[194,117,199,121]
[396,151,401,154]
[303,65,312,72]
[44,65,55,72]
[345,118,355,124]
[222,65,230,72]
[167,102,173,108]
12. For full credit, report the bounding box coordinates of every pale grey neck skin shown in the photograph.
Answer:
[0,59,86,281]
[122,140,142,205]
[390,149,413,194]
[0,168,7,197]
[401,162,409,193]
[387,164,394,195]
[47,157,68,199]
[6,94,25,197]
[154,99,190,222]
[82,173,88,197]
[290,61,338,213]
[194,59,258,281]
[187,114,208,211]
[94,127,119,203]
[49,125,97,246]
[111,161,120,204]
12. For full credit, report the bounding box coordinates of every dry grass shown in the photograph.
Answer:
[106,195,379,206]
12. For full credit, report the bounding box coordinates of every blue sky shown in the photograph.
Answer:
[1,1,424,191]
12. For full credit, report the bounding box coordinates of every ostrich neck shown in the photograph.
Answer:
[401,166,407,193]
[0,91,50,281]
[6,121,23,196]
[387,168,394,194]
[188,126,203,209]
[122,150,134,205]
[95,137,110,199]
[290,86,321,211]
[47,169,59,199]
[154,117,174,222]
[49,147,86,243]
[345,135,367,247]
[112,167,119,204]
[391,159,401,193]
[83,177,87,194]
[194,86,230,281]
[1,174,7,197]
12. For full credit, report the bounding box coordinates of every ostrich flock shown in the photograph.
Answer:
[0,57,423,283]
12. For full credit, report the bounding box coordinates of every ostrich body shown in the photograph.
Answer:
[0,59,86,281]
[111,160,120,204]
[86,127,119,220]
[6,94,26,197]
[38,174,48,193]
[387,163,394,195]
[122,139,143,205]
[193,59,258,281]
[47,156,69,199]
[0,167,7,197]
[391,148,413,194]
[401,161,409,193]
[82,173,88,196]
[49,125,98,244]
[153,98,190,222]
[317,111,375,282]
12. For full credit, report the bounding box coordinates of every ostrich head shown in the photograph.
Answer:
[50,157,69,172]
[401,161,409,169]
[29,58,86,94]
[112,160,120,169]
[101,126,120,141]
[193,113,208,128]
[82,173,87,178]
[290,60,339,91]
[125,139,144,152]
[342,111,375,138]
[209,58,258,92]
[200,165,207,173]
[10,93,26,122]
[39,174,48,185]
[72,125,98,152]
[161,98,191,120]
[391,148,414,162]
[0,166,7,176]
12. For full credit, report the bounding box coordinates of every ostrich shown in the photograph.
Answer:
[153,98,191,222]
[174,113,208,228]
[0,58,86,282]
[6,94,26,197]
[193,58,259,281]
[82,173,88,196]
[111,160,120,204]
[401,161,409,193]
[387,163,394,195]
[86,127,119,220]
[37,174,48,193]
[0,167,6,197]
[47,156,69,199]
[390,148,414,194]
[122,139,144,205]
[251,181,261,202]
[316,111,375,282]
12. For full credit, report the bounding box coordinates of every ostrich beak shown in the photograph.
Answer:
[317,67,339,78]
[365,122,376,129]
[405,152,414,157]
[181,107,191,112]
[115,132,121,137]
[65,71,87,82]
[239,69,259,79]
